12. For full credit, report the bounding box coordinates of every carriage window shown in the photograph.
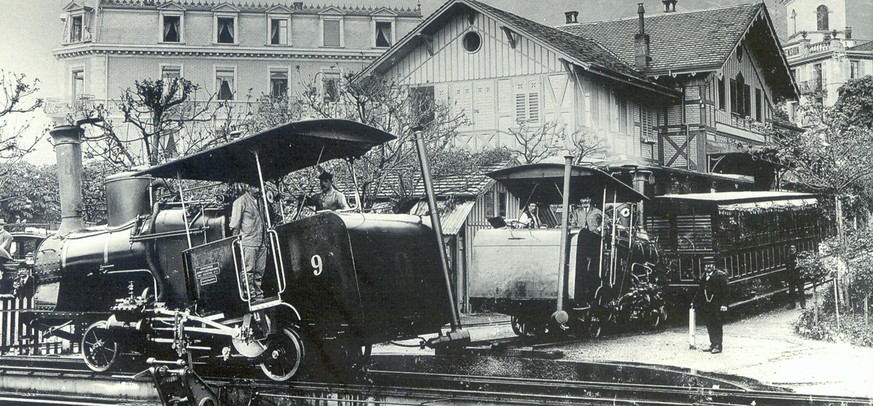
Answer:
[498,192,507,217]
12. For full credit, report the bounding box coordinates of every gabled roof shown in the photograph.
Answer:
[558,3,797,99]
[361,0,677,98]
[560,4,760,74]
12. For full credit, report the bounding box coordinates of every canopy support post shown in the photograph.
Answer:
[414,127,470,351]
[552,154,573,327]
[176,173,193,250]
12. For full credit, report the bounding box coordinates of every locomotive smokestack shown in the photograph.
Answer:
[49,125,86,235]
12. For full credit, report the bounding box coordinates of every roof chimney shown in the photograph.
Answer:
[662,0,677,12]
[845,26,852,39]
[634,3,651,69]
[49,125,86,235]
[565,11,579,24]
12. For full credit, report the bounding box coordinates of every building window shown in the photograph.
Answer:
[515,81,540,124]
[410,86,435,125]
[813,63,823,91]
[755,89,762,122]
[463,31,481,53]
[484,191,495,217]
[730,73,750,117]
[215,68,235,100]
[498,192,508,217]
[216,16,235,44]
[850,60,860,79]
[322,19,342,47]
[269,17,289,45]
[70,15,83,42]
[162,15,181,42]
[161,66,182,80]
[816,5,829,31]
[322,72,340,102]
[717,78,725,110]
[375,21,392,47]
[619,99,629,134]
[72,70,84,99]
[270,70,288,99]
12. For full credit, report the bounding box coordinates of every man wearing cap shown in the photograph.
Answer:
[230,184,267,301]
[0,219,12,259]
[309,172,350,211]
[696,256,729,354]
[571,197,602,233]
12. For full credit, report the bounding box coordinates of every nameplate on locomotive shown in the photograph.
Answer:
[195,263,221,286]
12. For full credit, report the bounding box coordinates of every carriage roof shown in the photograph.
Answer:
[655,191,816,204]
[487,163,648,204]
[135,119,395,184]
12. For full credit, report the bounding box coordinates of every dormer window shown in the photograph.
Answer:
[268,16,290,45]
[162,15,182,43]
[321,17,343,47]
[215,16,236,44]
[71,15,83,42]
[375,21,393,47]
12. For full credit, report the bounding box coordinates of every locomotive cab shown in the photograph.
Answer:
[471,163,663,336]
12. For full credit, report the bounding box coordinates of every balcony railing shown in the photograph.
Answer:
[798,79,826,96]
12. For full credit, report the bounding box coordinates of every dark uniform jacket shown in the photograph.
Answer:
[698,269,729,312]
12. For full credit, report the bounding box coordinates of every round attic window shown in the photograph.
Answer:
[463,31,481,53]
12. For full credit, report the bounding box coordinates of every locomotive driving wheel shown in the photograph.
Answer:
[260,327,305,381]
[81,321,119,372]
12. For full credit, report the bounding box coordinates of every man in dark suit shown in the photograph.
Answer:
[696,255,729,354]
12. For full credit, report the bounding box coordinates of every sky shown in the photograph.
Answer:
[0,0,785,164]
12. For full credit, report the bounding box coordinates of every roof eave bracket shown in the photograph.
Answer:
[501,26,517,49]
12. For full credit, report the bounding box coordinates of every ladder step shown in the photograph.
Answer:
[249,297,282,312]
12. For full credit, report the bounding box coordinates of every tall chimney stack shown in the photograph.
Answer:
[662,0,677,12]
[564,11,578,24]
[49,125,86,235]
[634,3,651,69]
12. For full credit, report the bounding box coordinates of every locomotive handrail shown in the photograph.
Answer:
[267,229,286,294]
[129,226,208,242]
[231,238,249,303]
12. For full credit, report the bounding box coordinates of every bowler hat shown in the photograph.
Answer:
[0,218,6,225]
[318,172,334,181]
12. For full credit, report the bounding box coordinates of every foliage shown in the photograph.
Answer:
[832,75,873,130]
[82,161,117,224]
[0,163,59,224]
[0,71,44,175]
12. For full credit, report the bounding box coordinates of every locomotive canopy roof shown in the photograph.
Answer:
[487,163,648,204]
[135,119,395,184]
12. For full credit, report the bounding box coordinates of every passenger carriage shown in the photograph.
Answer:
[645,191,821,308]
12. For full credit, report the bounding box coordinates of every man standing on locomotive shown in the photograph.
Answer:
[518,202,541,228]
[696,256,729,354]
[571,197,602,232]
[308,172,350,211]
[230,184,267,301]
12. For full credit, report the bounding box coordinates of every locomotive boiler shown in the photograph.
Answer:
[16,119,459,382]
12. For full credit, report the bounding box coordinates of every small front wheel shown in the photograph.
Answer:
[81,321,119,373]
[259,327,305,381]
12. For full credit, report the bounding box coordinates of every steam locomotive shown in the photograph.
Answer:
[4,119,457,382]
[470,163,664,338]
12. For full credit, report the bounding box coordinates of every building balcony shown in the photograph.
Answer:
[797,79,827,96]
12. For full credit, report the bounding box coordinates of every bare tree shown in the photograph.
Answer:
[503,121,604,164]
[76,78,216,168]
[298,73,467,209]
[0,71,44,179]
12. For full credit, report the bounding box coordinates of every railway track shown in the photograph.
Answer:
[0,355,869,405]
